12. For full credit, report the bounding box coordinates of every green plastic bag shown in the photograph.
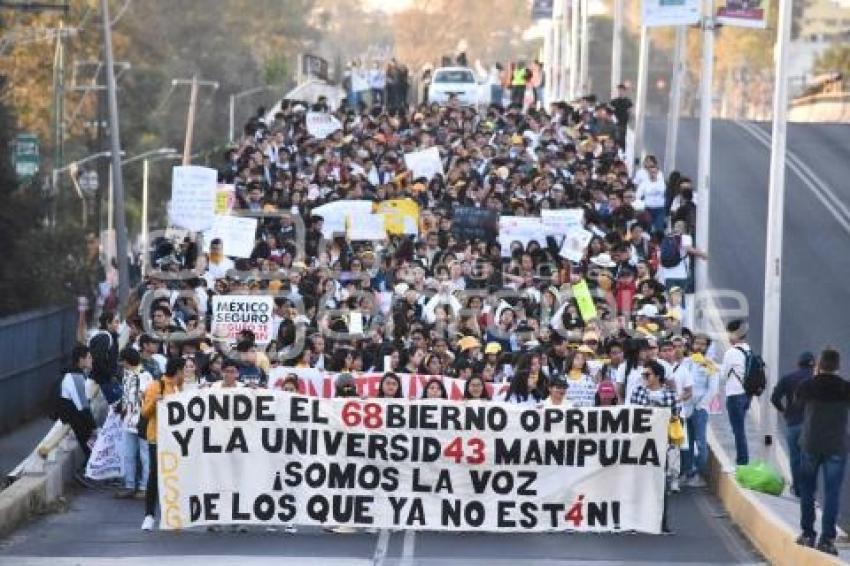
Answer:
[735,461,785,496]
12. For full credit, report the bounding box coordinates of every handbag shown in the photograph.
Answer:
[668,416,685,446]
[136,379,163,441]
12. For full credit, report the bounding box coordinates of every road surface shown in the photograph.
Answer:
[0,485,759,565]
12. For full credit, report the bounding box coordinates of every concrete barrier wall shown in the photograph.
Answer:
[789,93,850,123]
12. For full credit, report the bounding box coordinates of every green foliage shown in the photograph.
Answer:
[814,45,850,79]
[263,57,290,87]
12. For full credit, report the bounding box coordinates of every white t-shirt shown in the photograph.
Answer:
[659,234,692,281]
[616,362,644,405]
[721,343,749,397]
[565,373,597,407]
[636,176,667,209]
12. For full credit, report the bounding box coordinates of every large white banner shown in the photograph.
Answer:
[542,209,584,238]
[170,166,218,232]
[642,0,701,27]
[211,295,275,344]
[267,369,512,401]
[157,391,668,533]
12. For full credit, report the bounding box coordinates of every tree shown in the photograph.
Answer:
[813,44,850,79]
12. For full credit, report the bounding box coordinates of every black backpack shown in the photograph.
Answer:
[736,347,767,397]
[659,234,682,268]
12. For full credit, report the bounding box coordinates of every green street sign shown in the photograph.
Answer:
[14,133,39,179]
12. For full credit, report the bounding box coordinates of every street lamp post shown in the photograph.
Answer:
[695,0,715,296]
[121,148,179,276]
[761,0,793,460]
[51,150,117,226]
[229,85,282,144]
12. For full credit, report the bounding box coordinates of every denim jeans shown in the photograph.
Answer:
[647,206,667,233]
[784,423,802,493]
[726,394,750,465]
[686,408,710,477]
[123,430,149,491]
[799,452,847,541]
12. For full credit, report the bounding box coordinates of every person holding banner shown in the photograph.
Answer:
[630,360,679,534]
[140,357,186,531]
[378,372,404,399]
[422,378,448,400]
[463,375,490,401]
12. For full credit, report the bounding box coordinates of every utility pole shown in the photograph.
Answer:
[579,0,589,95]
[633,25,650,166]
[100,0,129,314]
[610,0,623,99]
[569,0,579,99]
[548,0,562,103]
[695,0,715,296]
[664,25,686,173]
[761,0,793,460]
[171,77,219,165]
[52,20,64,172]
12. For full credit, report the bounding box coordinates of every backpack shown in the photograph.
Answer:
[736,347,767,397]
[659,234,682,268]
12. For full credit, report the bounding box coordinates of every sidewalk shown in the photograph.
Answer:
[0,418,54,481]
[709,405,850,564]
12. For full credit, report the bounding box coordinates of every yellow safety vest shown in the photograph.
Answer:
[511,68,527,86]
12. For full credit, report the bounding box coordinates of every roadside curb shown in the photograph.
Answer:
[707,426,846,565]
[0,423,82,539]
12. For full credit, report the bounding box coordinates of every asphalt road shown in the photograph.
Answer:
[0,484,760,565]
[646,118,850,532]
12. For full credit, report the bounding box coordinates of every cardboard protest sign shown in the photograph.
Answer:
[376,199,420,236]
[158,390,668,532]
[404,147,443,180]
[312,200,374,239]
[559,228,593,262]
[498,216,544,256]
[306,112,342,139]
[204,215,258,258]
[572,278,598,322]
[542,209,584,237]
[215,184,236,215]
[451,207,498,242]
[211,295,275,344]
[170,166,218,232]
[346,213,387,241]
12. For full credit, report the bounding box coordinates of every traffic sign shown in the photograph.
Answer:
[13,133,39,179]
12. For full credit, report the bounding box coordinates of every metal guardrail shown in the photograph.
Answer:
[0,305,78,435]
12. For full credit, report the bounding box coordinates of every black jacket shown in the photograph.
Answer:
[89,330,118,386]
[798,373,850,456]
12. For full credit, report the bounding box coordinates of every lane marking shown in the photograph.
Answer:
[734,120,850,235]
[371,529,391,566]
[400,529,416,566]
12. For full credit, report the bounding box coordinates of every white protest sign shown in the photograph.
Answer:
[306,112,342,139]
[346,213,387,241]
[313,200,374,239]
[170,166,218,232]
[211,295,275,344]
[85,410,124,481]
[642,0,701,27]
[498,216,545,256]
[158,390,668,533]
[204,215,258,258]
[559,227,594,262]
[404,147,443,180]
[542,209,584,237]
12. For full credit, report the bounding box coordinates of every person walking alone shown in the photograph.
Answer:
[795,348,849,556]
[721,320,751,466]
[770,351,815,496]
